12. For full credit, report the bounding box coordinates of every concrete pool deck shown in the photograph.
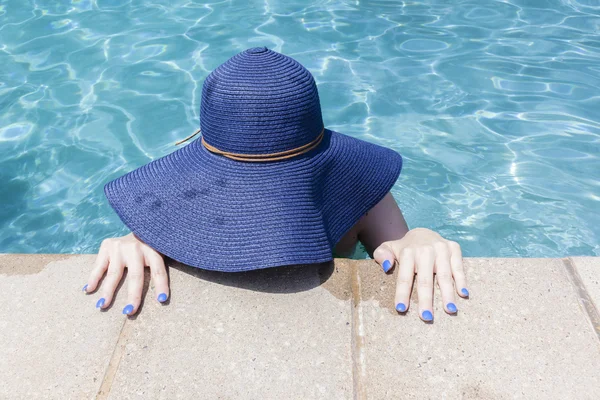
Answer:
[0,255,599,399]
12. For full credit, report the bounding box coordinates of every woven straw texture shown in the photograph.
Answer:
[201,46,324,155]
[105,48,403,272]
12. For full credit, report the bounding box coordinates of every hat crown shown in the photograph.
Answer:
[200,48,324,155]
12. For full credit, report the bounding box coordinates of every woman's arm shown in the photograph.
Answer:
[357,192,410,257]
[333,193,409,258]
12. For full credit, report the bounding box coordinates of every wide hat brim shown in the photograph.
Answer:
[105,129,402,272]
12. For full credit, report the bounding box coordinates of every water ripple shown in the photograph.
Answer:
[0,0,599,257]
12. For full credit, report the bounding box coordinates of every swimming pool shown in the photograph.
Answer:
[1,0,599,257]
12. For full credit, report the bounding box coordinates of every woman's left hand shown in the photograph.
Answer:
[372,228,469,322]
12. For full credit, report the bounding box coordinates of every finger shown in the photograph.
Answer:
[394,248,415,313]
[97,250,124,309]
[144,248,169,303]
[434,243,457,314]
[123,249,145,316]
[448,241,469,298]
[416,246,435,322]
[373,242,397,273]
[86,241,110,293]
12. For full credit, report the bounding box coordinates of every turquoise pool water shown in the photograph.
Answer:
[1,0,599,257]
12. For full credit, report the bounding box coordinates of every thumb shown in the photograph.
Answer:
[373,242,396,273]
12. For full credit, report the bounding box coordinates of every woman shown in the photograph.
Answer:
[83,47,469,322]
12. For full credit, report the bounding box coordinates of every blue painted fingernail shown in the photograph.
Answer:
[396,303,406,312]
[122,304,134,315]
[96,298,105,308]
[157,293,168,303]
[421,310,433,321]
[382,260,392,272]
[82,284,88,292]
[461,288,469,297]
[447,303,457,313]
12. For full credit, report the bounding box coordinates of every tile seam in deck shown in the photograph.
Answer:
[350,262,367,400]
[562,258,600,342]
[96,317,134,399]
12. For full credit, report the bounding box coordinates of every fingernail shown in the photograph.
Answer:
[82,284,88,292]
[396,303,406,312]
[461,288,469,297]
[447,303,457,313]
[96,298,105,308]
[421,310,433,321]
[157,293,168,303]
[122,304,134,315]
[382,260,392,273]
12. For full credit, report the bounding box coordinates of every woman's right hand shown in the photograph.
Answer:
[83,233,169,315]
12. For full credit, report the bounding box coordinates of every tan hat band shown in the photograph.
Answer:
[176,127,325,162]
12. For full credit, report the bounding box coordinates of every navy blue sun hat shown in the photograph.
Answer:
[104,47,403,272]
